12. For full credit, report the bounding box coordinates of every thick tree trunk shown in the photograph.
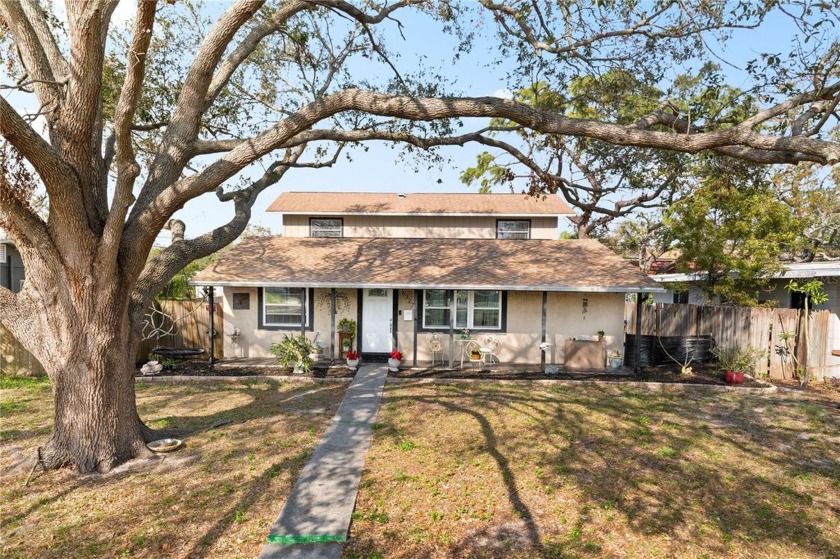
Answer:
[39,349,150,473]
[13,275,156,473]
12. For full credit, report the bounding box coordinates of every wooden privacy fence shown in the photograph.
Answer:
[0,299,223,376]
[137,299,223,361]
[624,302,832,381]
[0,323,47,376]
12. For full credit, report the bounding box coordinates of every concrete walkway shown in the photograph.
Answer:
[259,364,388,559]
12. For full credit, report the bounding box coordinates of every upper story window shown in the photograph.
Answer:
[496,220,530,239]
[310,218,343,238]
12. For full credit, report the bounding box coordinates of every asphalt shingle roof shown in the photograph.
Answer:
[266,192,574,215]
[194,237,661,292]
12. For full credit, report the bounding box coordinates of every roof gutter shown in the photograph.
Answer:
[191,279,664,293]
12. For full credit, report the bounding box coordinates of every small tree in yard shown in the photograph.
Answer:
[1,1,839,473]
[785,279,829,386]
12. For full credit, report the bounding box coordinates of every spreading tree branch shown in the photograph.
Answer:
[97,0,159,274]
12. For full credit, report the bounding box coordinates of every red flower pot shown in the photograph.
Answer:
[724,370,745,385]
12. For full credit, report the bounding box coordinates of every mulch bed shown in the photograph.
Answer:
[136,359,776,388]
[390,362,770,387]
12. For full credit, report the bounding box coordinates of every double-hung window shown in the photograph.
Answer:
[262,287,308,327]
[0,244,6,263]
[496,220,530,239]
[423,289,502,330]
[310,218,343,238]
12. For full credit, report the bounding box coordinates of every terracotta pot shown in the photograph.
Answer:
[724,370,745,385]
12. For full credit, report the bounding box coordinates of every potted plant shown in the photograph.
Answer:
[338,318,356,337]
[608,350,622,369]
[388,349,403,372]
[711,345,766,385]
[270,334,316,374]
[597,330,605,341]
[460,328,471,340]
[345,350,360,370]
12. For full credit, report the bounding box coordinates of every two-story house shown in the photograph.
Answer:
[193,192,661,367]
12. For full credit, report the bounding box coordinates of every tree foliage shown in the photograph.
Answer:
[664,158,806,306]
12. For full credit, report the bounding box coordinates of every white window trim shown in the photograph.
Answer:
[0,244,6,264]
[423,289,502,330]
[422,290,450,329]
[496,219,530,240]
[263,287,309,327]
[310,218,343,238]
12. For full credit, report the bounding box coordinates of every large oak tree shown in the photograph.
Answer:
[1,0,838,472]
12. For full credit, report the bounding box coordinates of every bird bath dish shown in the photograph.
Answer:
[147,438,183,453]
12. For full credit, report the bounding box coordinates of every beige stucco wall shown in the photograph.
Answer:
[221,287,358,359]
[282,215,558,239]
[402,291,626,367]
[224,286,626,366]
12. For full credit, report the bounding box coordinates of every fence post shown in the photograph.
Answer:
[634,293,643,373]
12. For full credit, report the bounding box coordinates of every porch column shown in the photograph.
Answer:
[449,290,455,368]
[207,286,215,368]
[634,292,643,374]
[330,288,336,363]
[541,291,547,372]
[413,289,419,367]
[300,289,306,336]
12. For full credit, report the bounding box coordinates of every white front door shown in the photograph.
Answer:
[362,288,393,353]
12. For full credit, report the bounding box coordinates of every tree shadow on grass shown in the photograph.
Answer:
[2,379,348,558]
[359,383,840,558]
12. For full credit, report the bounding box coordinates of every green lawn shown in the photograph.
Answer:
[346,382,840,558]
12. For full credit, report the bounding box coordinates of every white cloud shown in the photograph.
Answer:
[492,88,513,100]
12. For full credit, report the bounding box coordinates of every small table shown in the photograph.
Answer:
[454,338,475,369]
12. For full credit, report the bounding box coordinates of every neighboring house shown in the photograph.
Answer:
[650,262,840,310]
[0,234,24,293]
[193,192,662,366]
[651,262,840,378]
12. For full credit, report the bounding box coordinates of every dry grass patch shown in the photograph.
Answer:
[347,382,840,559]
[1,376,347,558]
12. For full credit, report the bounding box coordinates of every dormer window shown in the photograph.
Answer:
[310,218,343,238]
[496,220,530,239]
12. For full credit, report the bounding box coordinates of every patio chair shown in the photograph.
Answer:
[428,333,445,367]
[479,336,501,366]
[466,340,484,370]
